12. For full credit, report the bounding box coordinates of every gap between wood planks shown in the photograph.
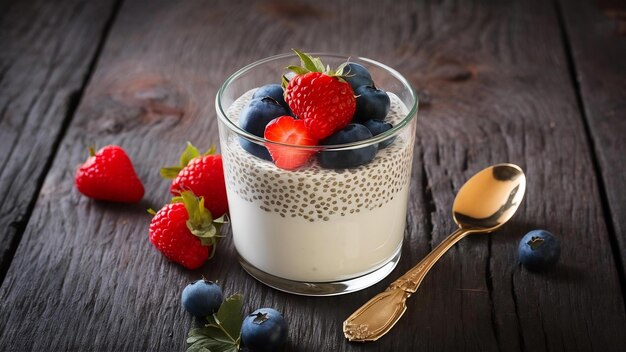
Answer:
[553,0,626,313]
[0,0,126,286]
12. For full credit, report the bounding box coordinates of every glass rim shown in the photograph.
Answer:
[215,52,419,151]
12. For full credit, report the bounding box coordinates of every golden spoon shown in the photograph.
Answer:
[343,163,526,342]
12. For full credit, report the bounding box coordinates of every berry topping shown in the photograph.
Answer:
[353,85,391,122]
[238,97,289,161]
[252,84,292,114]
[181,279,224,317]
[342,62,374,90]
[363,119,395,149]
[148,191,224,269]
[319,124,378,169]
[74,145,144,203]
[264,116,318,170]
[283,49,356,140]
[241,308,288,352]
[240,97,289,136]
[518,230,561,271]
[160,143,228,218]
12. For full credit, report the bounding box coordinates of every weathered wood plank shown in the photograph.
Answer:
[0,0,120,280]
[558,0,626,285]
[1,0,625,351]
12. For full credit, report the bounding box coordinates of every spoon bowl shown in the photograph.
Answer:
[343,163,526,342]
[453,164,526,231]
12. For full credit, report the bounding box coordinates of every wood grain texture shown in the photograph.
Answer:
[1,0,625,351]
[558,0,626,281]
[0,0,119,279]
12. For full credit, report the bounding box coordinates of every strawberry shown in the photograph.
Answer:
[264,116,318,170]
[283,49,356,140]
[149,191,224,270]
[160,143,228,218]
[75,145,144,203]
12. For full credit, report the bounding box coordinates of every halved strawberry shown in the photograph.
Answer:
[264,116,318,170]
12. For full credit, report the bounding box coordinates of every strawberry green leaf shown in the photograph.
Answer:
[335,62,349,76]
[213,214,229,224]
[180,142,201,166]
[179,191,223,256]
[281,75,290,90]
[286,65,309,75]
[293,48,318,72]
[160,167,182,179]
[288,49,350,80]
[204,145,217,156]
[312,57,325,73]
[161,142,201,179]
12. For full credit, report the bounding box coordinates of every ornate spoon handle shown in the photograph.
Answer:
[343,227,471,342]
[389,228,469,293]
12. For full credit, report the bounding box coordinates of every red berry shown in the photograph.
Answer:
[170,155,228,218]
[161,143,228,218]
[149,191,221,270]
[285,72,356,140]
[264,116,318,170]
[75,145,144,203]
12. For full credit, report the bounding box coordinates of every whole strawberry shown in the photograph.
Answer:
[283,49,356,140]
[149,191,224,269]
[75,145,144,202]
[161,143,228,218]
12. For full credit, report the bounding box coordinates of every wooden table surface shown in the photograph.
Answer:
[1,0,625,351]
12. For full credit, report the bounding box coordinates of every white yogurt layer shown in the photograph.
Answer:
[221,89,415,282]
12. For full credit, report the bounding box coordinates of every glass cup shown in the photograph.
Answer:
[216,53,418,296]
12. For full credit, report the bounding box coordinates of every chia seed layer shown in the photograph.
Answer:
[222,89,414,222]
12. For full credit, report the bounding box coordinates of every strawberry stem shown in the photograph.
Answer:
[177,191,223,254]
[160,142,202,179]
[285,49,350,84]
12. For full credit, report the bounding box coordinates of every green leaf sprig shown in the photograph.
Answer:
[186,294,244,352]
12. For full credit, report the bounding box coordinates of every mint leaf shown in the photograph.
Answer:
[186,294,244,352]
[215,294,244,342]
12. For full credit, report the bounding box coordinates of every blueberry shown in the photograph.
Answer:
[319,124,378,169]
[363,120,395,149]
[353,85,391,122]
[518,230,561,271]
[181,279,224,317]
[238,97,287,160]
[241,308,288,352]
[252,84,292,114]
[239,97,287,136]
[239,139,272,161]
[342,63,374,91]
